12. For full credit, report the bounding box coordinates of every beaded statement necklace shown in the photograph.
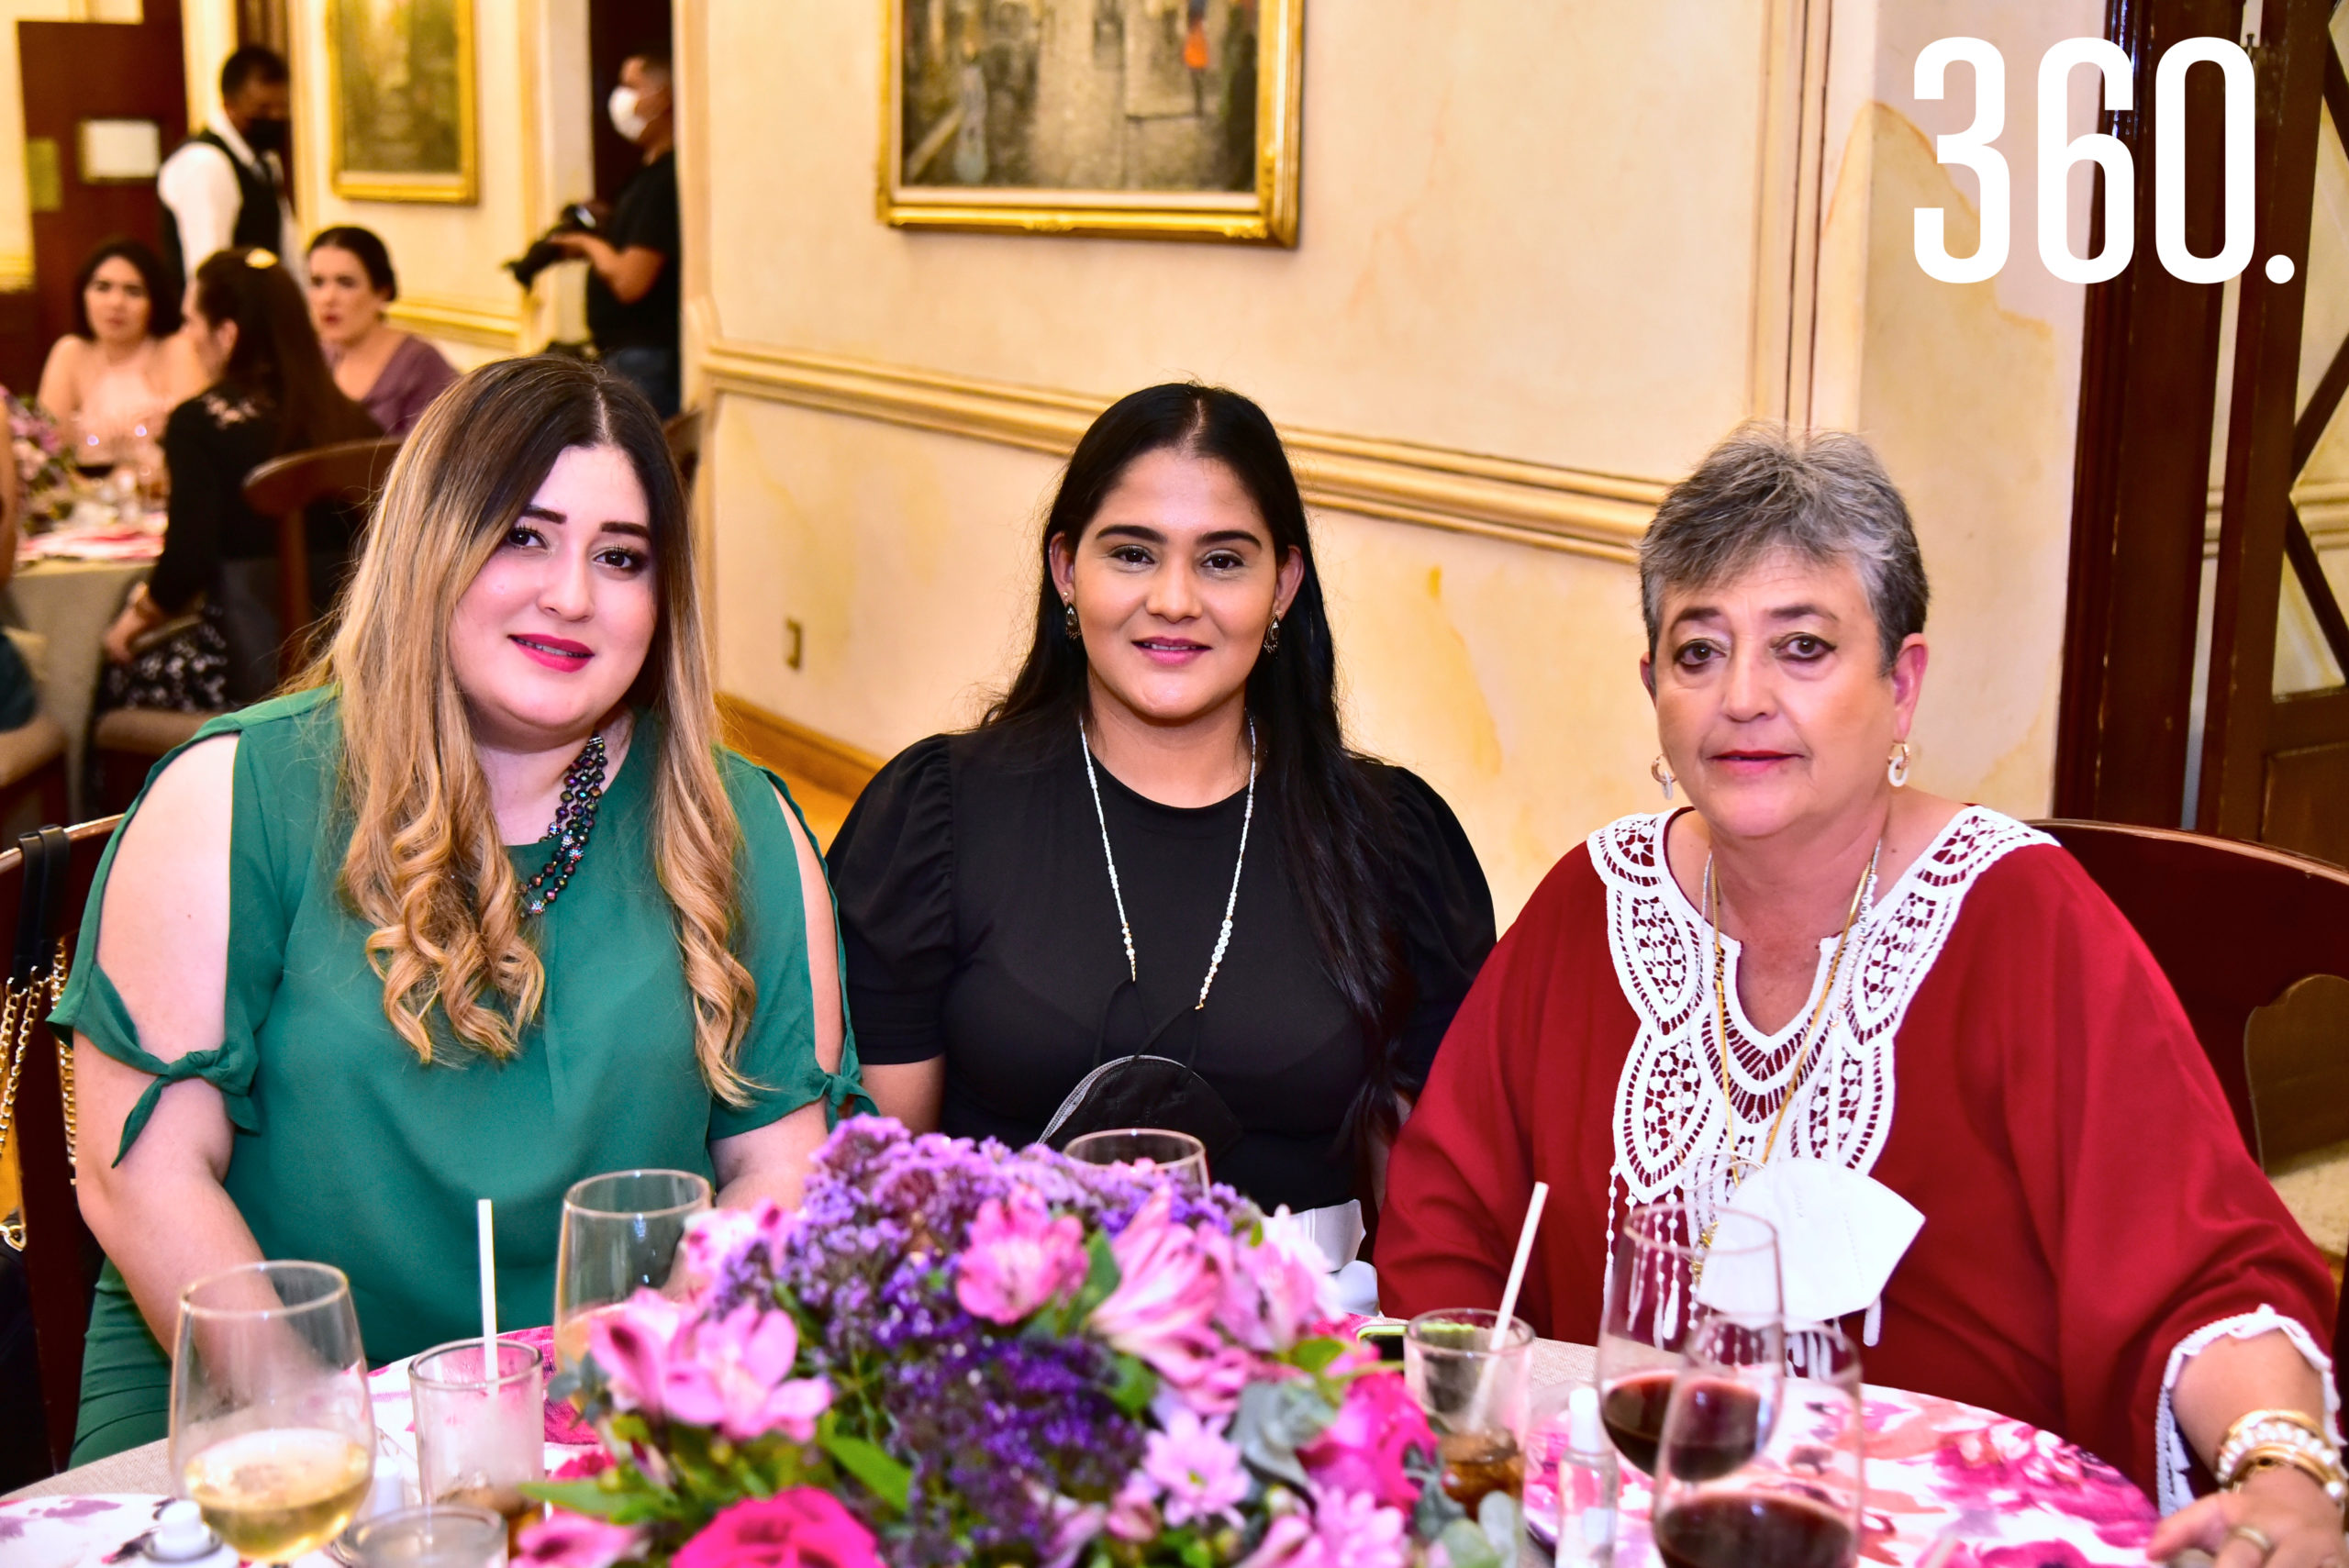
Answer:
[1078,715,1256,1010]
[521,732,607,917]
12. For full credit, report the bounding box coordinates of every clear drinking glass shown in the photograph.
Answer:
[345,1503,508,1568]
[409,1338,545,1553]
[1649,1318,1865,1568]
[1404,1307,1535,1529]
[1062,1129,1210,1195]
[1595,1202,1780,1475]
[171,1261,376,1565]
[553,1168,711,1370]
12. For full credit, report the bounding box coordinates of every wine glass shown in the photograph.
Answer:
[1063,1129,1210,1195]
[1594,1202,1780,1474]
[553,1168,711,1370]
[1649,1318,1865,1568]
[171,1261,376,1565]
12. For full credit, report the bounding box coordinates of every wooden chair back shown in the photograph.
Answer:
[665,407,703,497]
[241,435,405,681]
[2036,820,2349,1155]
[0,815,121,1473]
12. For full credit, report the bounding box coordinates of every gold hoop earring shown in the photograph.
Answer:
[1063,600,1080,641]
[1263,616,1282,655]
[1651,755,1676,802]
[1887,740,1912,788]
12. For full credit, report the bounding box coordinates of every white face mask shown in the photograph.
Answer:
[607,84,649,144]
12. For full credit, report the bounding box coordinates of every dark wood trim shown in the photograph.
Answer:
[2056,0,2241,824]
[2267,686,2349,750]
[2199,0,2330,837]
[715,694,883,803]
[2284,507,2349,673]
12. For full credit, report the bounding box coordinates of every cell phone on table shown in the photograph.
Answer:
[1353,1318,1407,1362]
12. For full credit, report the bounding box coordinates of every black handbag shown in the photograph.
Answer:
[1038,990,1244,1162]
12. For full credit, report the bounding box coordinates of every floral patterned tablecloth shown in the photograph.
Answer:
[0,1334,2159,1567]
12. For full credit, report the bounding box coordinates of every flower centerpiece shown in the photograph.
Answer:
[523,1118,1520,1568]
[7,394,82,525]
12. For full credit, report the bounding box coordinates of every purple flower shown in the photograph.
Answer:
[954,1186,1088,1325]
[1141,1407,1250,1529]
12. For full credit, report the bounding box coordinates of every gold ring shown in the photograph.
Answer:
[2228,1524,2278,1557]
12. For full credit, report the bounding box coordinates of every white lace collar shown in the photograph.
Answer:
[1591,806,2053,1241]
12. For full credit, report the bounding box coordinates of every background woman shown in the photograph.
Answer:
[101,246,379,705]
[36,238,198,468]
[307,225,457,436]
[1378,426,2340,1555]
[829,383,1493,1250]
[61,355,863,1462]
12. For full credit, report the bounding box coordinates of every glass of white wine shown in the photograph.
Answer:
[172,1260,376,1565]
[553,1168,711,1371]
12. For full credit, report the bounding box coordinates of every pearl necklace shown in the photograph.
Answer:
[520,733,607,917]
[1078,715,1256,1011]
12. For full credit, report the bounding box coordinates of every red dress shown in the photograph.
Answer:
[1378,807,2337,1506]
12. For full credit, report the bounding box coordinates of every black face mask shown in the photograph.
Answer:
[240,117,288,156]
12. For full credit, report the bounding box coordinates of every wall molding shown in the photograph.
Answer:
[717,692,884,802]
[385,295,524,350]
[698,340,1667,562]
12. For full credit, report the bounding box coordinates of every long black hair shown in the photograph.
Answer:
[985,383,1415,1162]
[72,237,179,339]
[191,248,379,454]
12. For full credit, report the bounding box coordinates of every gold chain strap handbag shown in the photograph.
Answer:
[0,825,79,1252]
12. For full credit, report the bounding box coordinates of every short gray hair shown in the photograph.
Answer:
[1638,423,1928,673]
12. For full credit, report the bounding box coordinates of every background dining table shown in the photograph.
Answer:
[7,542,157,819]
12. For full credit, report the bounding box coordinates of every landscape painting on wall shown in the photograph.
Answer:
[883,0,1303,244]
[327,0,478,203]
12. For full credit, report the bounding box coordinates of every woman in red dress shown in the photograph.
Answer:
[1378,425,2343,1562]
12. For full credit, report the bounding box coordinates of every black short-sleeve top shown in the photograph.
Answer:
[827,723,1497,1211]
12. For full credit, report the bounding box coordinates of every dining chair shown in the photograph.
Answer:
[665,406,704,498]
[0,815,120,1474]
[240,433,405,683]
[2037,820,2349,1162]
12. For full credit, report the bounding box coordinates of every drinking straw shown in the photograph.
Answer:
[477,1197,497,1373]
[1464,1180,1548,1429]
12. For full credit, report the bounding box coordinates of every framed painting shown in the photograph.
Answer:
[325,0,478,204]
[882,0,1303,245]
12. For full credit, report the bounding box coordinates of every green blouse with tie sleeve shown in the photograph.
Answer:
[52,686,868,1462]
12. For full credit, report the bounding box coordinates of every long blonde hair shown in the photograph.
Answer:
[297,356,756,1103]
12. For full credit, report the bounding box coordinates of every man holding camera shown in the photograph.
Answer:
[553,49,681,417]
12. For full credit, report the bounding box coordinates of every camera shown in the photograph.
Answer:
[505,203,601,288]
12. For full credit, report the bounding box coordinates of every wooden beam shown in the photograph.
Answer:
[716,694,884,804]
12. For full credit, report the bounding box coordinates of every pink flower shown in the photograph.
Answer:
[680,1201,796,1288]
[1306,1486,1410,1568]
[1141,1407,1251,1528]
[671,1490,884,1568]
[662,1302,833,1442]
[516,1513,642,1568]
[1038,1492,1107,1568]
[551,1450,613,1481]
[1105,1472,1162,1541]
[1297,1372,1436,1511]
[588,1291,694,1420]
[1219,1218,1338,1353]
[1233,1514,1318,1568]
[954,1187,1088,1325]
[1088,1188,1226,1395]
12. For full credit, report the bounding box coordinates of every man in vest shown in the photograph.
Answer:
[158,47,298,295]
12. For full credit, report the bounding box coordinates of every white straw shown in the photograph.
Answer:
[1492,1181,1548,1352]
[1466,1181,1548,1430]
[477,1198,497,1373]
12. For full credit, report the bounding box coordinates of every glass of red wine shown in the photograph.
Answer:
[1595,1202,1781,1475]
[1649,1318,1865,1568]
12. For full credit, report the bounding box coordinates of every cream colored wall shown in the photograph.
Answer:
[173,0,589,368]
[685,0,2112,920]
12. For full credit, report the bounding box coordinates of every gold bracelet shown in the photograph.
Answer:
[2216,1421,2349,1508]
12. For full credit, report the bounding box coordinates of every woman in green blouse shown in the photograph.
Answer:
[58,355,864,1462]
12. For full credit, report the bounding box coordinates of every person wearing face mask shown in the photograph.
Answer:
[552,50,681,417]
[156,48,299,296]
[1377,426,2343,1555]
[829,384,1495,1265]
[100,249,379,706]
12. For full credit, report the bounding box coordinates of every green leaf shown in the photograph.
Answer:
[1288,1336,1346,1375]
[1177,1534,1217,1568]
[519,1479,630,1518]
[1106,1352,1158,1417]
[818,1418,911,1513]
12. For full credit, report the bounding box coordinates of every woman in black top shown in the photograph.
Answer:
[102,247,378,704]
[829,384,1495,1226]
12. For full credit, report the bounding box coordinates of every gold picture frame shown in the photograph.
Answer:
[324,0,479,205]
[881,0,1303,245]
